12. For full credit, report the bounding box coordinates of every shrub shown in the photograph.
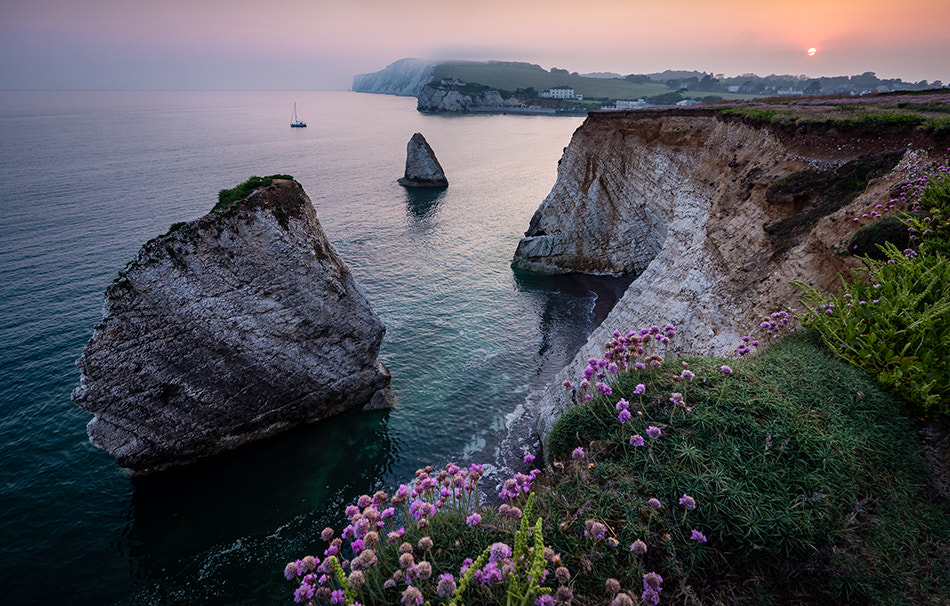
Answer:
[847,215,911,259]
[214,174,294,212]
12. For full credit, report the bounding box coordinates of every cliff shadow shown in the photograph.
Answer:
[118,409,396,602]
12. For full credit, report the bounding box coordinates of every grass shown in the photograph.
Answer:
[543,330,950,605]
[213,174,293,212]
[284,331,949,605]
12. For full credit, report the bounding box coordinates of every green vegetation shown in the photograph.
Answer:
[795,167,950,416]
[720,94,950,133]
[431,62,757,102]
[543,331,950,604]
[214,174,293,212]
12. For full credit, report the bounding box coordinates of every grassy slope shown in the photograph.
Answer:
[431,61,757,101]
[543,330,950,605]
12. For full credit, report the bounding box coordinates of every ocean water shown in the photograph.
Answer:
[0,91,626,604]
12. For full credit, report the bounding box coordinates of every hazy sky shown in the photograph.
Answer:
[2,0,948,90]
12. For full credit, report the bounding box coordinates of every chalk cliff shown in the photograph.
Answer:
[73,178,393,475]
[398,132,448,187]
[417,84,524,113]
[353,58,436,97]
[514,109,948,440]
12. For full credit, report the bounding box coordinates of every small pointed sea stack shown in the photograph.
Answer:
[398,132,448,187]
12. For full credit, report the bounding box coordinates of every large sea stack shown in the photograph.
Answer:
[73,177,393,475]
[398,132,448,187]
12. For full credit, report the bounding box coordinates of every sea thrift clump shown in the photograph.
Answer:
[641,572,663,606]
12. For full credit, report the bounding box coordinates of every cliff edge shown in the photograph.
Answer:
[513,106,949,441]
[73,178,393,475]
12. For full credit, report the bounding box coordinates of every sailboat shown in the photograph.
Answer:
[290,102,307,128]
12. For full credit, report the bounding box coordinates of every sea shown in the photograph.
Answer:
[0,90,630,604]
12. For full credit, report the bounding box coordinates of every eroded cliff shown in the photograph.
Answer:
[73,178,393,474]
[514,108,948,440]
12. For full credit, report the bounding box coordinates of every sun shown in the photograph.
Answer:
[807,47,817,56]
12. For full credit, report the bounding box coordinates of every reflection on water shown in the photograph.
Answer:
[403,187,447,219]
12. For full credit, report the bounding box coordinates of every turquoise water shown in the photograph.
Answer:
[0,91,623,604]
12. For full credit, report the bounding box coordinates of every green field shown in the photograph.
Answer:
[432,61,758,101]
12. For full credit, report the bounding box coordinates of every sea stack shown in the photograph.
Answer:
[73,177,393,475]
[398,132,448,187]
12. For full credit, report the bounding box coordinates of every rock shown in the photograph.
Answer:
[512,108,947,443]
[72,178,393,475]
[398,133,448,188]
[416,84,525,113]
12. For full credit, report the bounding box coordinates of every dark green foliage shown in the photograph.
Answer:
[645,91,684,105]
[543,332,950,604]
[847,215,911,259]
[764,152,905,244]
[214,174,293,212]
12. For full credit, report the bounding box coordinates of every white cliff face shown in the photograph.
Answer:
[516,109,942,442]
[352,58,436,96]
[416,85,523,113]
[73,179,393,475]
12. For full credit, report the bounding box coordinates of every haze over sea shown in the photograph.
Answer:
[0,90,633,604]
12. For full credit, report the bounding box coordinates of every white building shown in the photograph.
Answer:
[539,86,576,99]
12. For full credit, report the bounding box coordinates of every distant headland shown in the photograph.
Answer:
[353,58,949,114]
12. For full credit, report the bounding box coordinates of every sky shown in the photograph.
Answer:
[2,0,949,90]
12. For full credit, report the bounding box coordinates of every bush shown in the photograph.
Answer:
[847,215,911,259]
[214,174,293,212]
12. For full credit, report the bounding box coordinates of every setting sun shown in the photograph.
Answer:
[807,47,818,56]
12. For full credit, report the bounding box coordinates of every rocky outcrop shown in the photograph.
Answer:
[73,178,393,475]
[398,133,448,187]
[514,108,947,441]
[352,58,436,97]
[417,84,524,113]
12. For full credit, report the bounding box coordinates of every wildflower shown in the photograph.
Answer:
[572,446,585,460]
[320,527,334,542]
[563,380,574,390]
[691,529,708,543]
[437,573,457,596]
[466,512,482,527]
[418,536,433,552]
[330,589,345,604]
[605,577,621,595]
[536,595,556,606]
[646,425,661,439]
[721,365,733,375]
[401,586,424,606]
[399,541,413,554]
[647,498,661,509]
[415,561,433,580]
[612,594,635,606]
[669,392,684,407]
[555,585,574,604]
[284,561,299,581]
[383,578,396,590]
[293,582,315,603]
[634,383,646,394]
[555,566,571,583]
[595,382,613,396]
[347,570,366,589]
[680,369,695,381]
[679,494,696,510]
[524,453,536,464]
[630,539,647,554]
[618,408,632,424]
[615,398,629,411]
[489,542,512,562]
[629,434,644,447]
[584,519,607,539]
[399,552,414,569]
[641,572,663,606]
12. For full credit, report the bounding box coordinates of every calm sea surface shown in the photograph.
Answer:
[0,91,624,604]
